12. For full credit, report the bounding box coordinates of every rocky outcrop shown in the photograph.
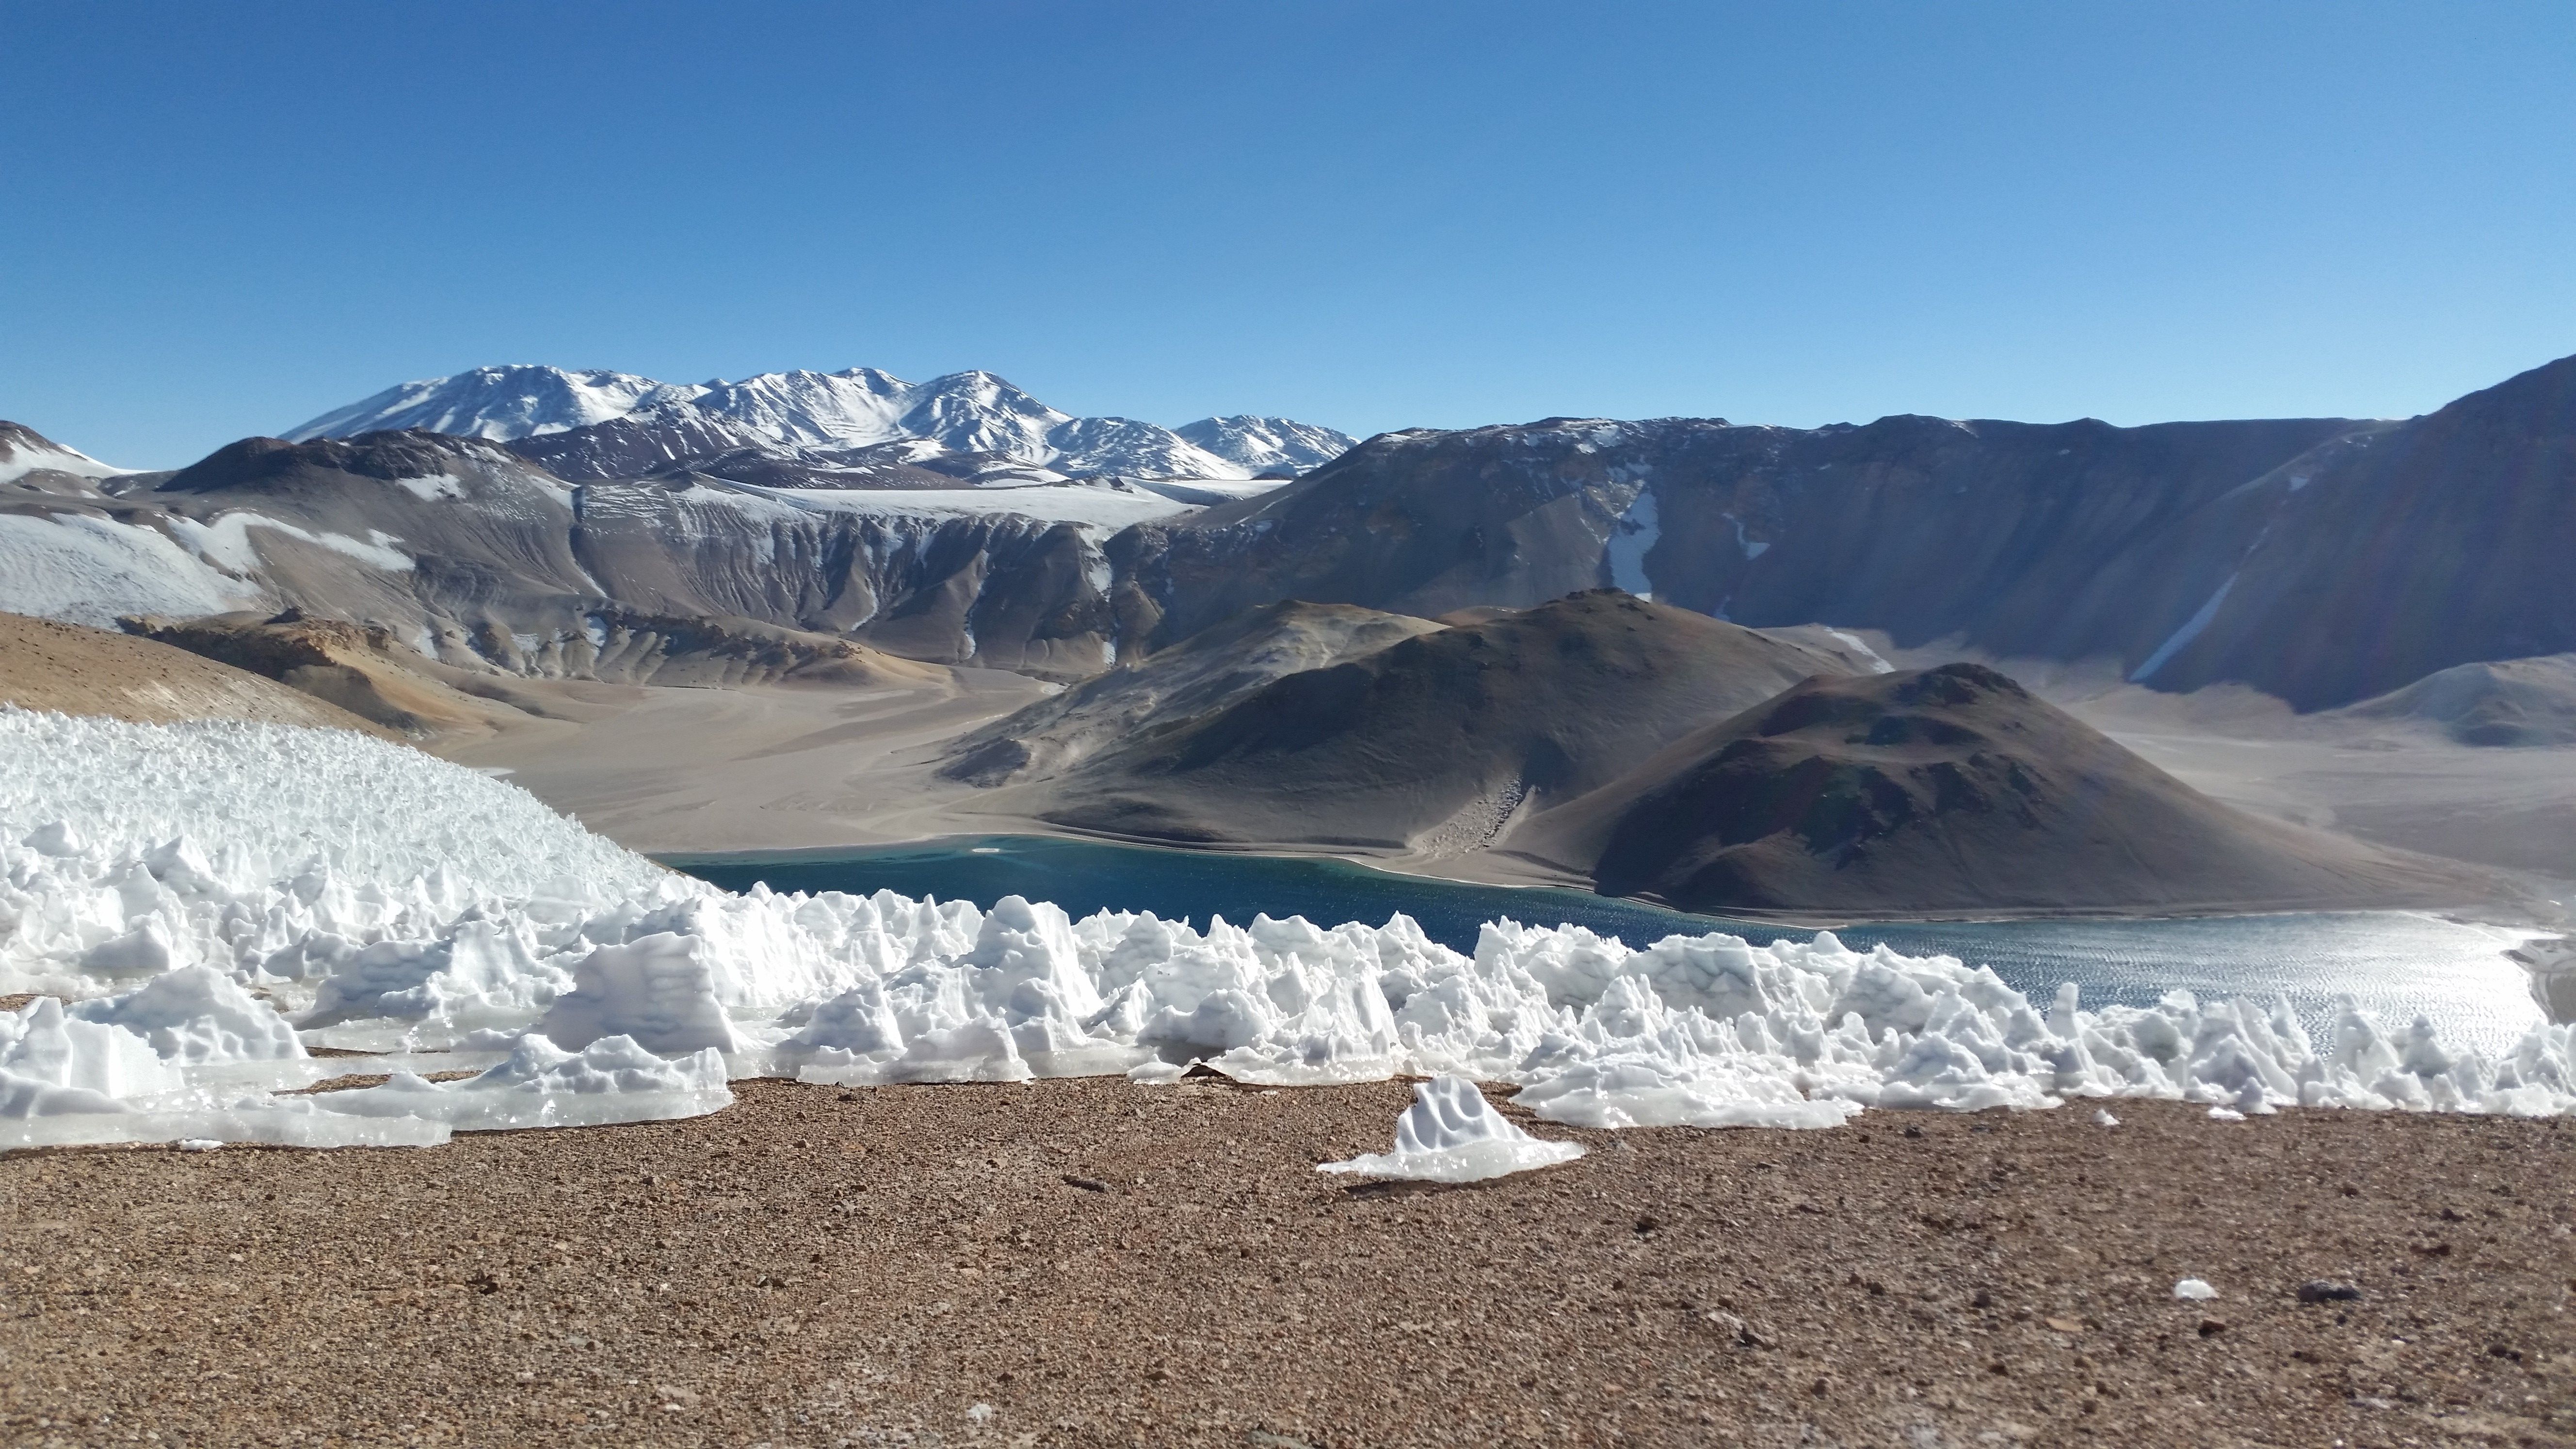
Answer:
[2126,355,2576,707]
[126,607,950,736]
[1113,413,2358,681]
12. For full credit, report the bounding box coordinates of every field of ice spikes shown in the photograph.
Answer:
[4,707,2572,1152]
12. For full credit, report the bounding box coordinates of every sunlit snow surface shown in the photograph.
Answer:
[4,708,2573,1151]
[1320,1075,1586,1182]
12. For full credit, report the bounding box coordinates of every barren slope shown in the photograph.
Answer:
[1028,591,1856,852]
[0,611,387,735]
[941,599,1443,787]
[1514,663,2507,917]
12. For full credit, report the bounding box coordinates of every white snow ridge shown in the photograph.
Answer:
[3,706,2574,1151]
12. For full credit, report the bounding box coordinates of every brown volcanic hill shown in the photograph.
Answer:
[1513,662,2502,917]
[941,599,1443,787]
[1029,590,1857,851]
[0,611,388,735]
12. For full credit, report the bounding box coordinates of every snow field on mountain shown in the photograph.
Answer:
[0,513,266,627]
[4,707,2573,1151]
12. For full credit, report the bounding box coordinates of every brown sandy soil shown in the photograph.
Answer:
[0,612,386,736]
[2,1080,2571,1448]
[425,671,1054,853]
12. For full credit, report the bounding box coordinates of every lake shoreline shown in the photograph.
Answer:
[657,830,2552,935]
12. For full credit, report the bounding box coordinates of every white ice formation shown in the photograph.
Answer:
[317,1035,729,1131]
[5,707,2575,1151]
[1319,1074,1587,1182]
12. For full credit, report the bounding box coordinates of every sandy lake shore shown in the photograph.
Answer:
[3,1079,2571,1448]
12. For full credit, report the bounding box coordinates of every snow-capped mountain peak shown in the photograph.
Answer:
[289,364,1346,483]
[1176,416,1359,475]
[284,366,708,443]
[0,421,131,486]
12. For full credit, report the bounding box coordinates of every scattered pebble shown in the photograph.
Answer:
[2298,1280,2364,1304]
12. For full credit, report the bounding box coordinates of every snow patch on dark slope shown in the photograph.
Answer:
[0,422,131,487]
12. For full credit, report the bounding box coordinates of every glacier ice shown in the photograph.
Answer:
[1319,1074,1587,1182]
[3,706,2575,1152]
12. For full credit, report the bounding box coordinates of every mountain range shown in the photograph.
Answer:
[285,365,1356,484]
[0,351,2569,707]
[1115,352,2576,708]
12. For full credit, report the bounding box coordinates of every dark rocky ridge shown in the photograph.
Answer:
[1113,414,2354,671]
[1511,663,2496,916]
[2134,354,2576,707]
[1109,353,2576,709]
[2,430,1136,679]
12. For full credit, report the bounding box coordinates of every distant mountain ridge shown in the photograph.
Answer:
[286,364,1356,483]
[4,352,2569,711]
[1113,351,2576,708]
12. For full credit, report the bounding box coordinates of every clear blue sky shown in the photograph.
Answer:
[5,0,2571,467]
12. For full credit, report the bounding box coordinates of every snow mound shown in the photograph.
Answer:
[68,966,304,1063]
[4,707,2574,1150]
[0,996,447,1149]
[317,1034,729,1130]
[1319,1075,1586,1182]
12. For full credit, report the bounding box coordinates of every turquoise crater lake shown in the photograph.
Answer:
[662,835,2548,1056]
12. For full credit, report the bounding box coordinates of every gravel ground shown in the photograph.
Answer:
[2,1078,2572,1448]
